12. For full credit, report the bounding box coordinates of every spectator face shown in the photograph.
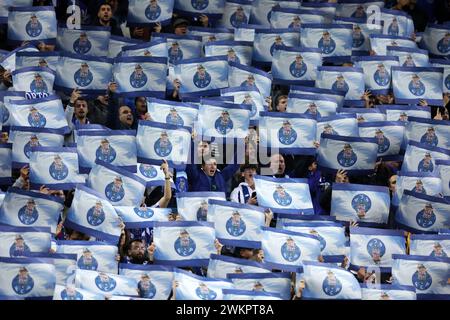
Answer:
[243,168,256,183]
[389,175,397,193]
[270,154,285,175]
[240,248,253,259]
[128,241,146,260]
[135,97,147,115]
[119,106,134,127]
[98,4,113,23]
[74,100,88,119]
[276,97,288,112]
[174,24,188,35]
[203,158,217,177]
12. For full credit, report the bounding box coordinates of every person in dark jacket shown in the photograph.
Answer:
[94,2,123,36]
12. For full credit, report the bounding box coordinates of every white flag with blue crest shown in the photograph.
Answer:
[174,0,225,20]
[420,24,450,57]
[77,129,137,174]
[386,46,430,67]
[108,35,143,58]
[316,115,358,142]
[115,206,171,229]
[15,51,60,72]
[290,85,345,108]
[0,225,51,258]
[401,141,450,173]
[335,0,384,19]
[333,17,383,54]
[119,264,173,300]
[250,0,300,26]
[437,160,450,196]
[331,183,390,226]
[261,226,321,271]
[300,2,337,20]
[410,234,450,258]
[0,188,64,233]
[370,34,417,55]
[39,253,77,286]
[176,192,226,221]
[339,108,387,123]
[12,67,55,95]
[222,289,282,300]
[87,161,146,207]
[316,66,365,102]
[252,29,300,67]
[287,93,338,118]
[188,27,234,45]
[57,26,110,57]
[270,7,325,29]
[204,40,253,66]
[127,0,175,26]
[207,254,271,279]
[221,86,265,122]
[0,44,38,72]
[405,117,450,150]
[121,39,168,58]
[147,98,198,127]
[174,269,234,300]
[430,59,450,93]
[380,8,414,38]
[276,212,331,228]
[352,56,399,94]
[0,0,33,23]
[233,24,257,42]
[0,144,12,185]
[136,162,175,189]
[151,33,202,64]
[361,284,416,300]
[220,0,252,29]
[53,284,104,300]
[227,272,292,300]
[254,175,313,214]
[65,185,122,243]
[153,221,216,267]
[75,269,138,297]
[378,104,431,122]
[393,172,443,207]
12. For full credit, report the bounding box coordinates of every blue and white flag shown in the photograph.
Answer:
[87,161,146,207]
[317,134,379,174]
[295,261,362,300]
[12,67,55,95]
[176,192,226,221]
[233,24,258,42]
[153,221,216,267]
[391,254,450,299]
[380,8,414,38]
[55,53,113,96]
[378,104,431,122]
[284,222,347,257]
[56,240,118,274]
[40,253,77,286]
[287,93,338,118]
[53,284,104,300]
[174,269,234,300]
[119,264,173,300]
[0,144,12,185]
[221,86,265,122]
[0,188,64,233]
[316,115,358,142]
[352,56,399,94]
[7,6,57,45]
[401,141,450,173]
[392,67,444,105]
[77,130,137,173]
[222,289,282,300]
[152,33,202,64]
[249,0,300,26]
[252,29,300,67]
[335,0,384,18]
[300,2,337,21]
[259,112,317,154]
[393,172,443,207]
[73,124,112,143]
[204,40,253,66]
[207,254,271,279]
[220,0,252,29]
[331,184,390,226]
[430,59,450,93]
[0,257,55,299]
[113,56,167,97]
[333,17,383,54]
[121,39,168,58]
[370,34,417,56]
[227,272,291,300]
[349,227,406,272]
[197,100,250,139]
[207,199,265,248]
[174,0,225,20]
[75,269,138,297]
[29,147,85,190]
[0,225,51,258]
[254,175,313,214]
[175,171,188,193]
[290,85,345,108]
[338,108,386,122]
[261,226,321,271]
[271,47,322,85]
[437,160,450,196]
[228,62,273,103]
[405,117,450,150]
[0,44,38,72]
[57,26,110,57]
[300,24,353,63]
[387,46,430,68]
[115,206,171,229]
[174,56,229,96]
[395,190,450,233]
[410,234,450,258]
[188,27,234,44]
[358,121,406,159]
[136,121,192,169]
[0,0,33,23]
[65,185,122,243]
[361,284,416,300]
[15,51,60,72]
[420,24,450,58]
[316,66,365,102]
[277,213,335,229]
[136,162,176,188]
[108,36,143,59]
[127,0,174,26]
[270,7,325,29]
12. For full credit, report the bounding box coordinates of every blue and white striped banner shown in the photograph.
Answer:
[16,51,60,72]
[370,34,417,56]
[188,27,234,44]
[393,172,443,207]
[57,26,110,57]
[405,117,450,150]
[0,225,51,258]
[53,284,104,300]
[115,206,171,229]
[176,192,226,221]
[333,17,382,54]
[287,93,338,118]
[316,66,365,102]
[420,24,450,58]
[204,40,253,66]
[410,234,450,258]
[127,0,175,26]
[361,284,416,300]
[316,115,358,142]
[386,46,430,68]
[380,8,414,38]
[378,104,431,122]
[12,66,55,95]
[207,254,271,279]
[338,108,386,122]
[148,98,198,127]
[222,289,282,300]
[174,269,234,300]
[401,141,450,173]
[227,272,291,300]
[352,56,399,94]
[228,62,272,103]
[174,0,225,20]
[290,85,345,108]
[151,33,202,65]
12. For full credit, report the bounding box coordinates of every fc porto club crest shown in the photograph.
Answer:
[2,107,10,123]
[145,0,162,21]
[226,210,246,237]
[366,238,386,264]
[373,64,390,86]
[25,14,42,38]
[74,62,94,87]
[227,47,240,64]
[23,135,40,159]
[134,207,154,219]
[332,74,349,95]
[270,36,284,56]
[229,6,247,28]
[195,283,217,300]
[337,144,357,167]
[193,64,211,89]
[289,54,307,78]
[30,73,48,94]
[196,201,208,221]
[191,0,209,10]
[12,267,34,295]
[408,74,426,96]
[351,5,366,19]
[412,264,432,290]
[9,235,31,257]
[241,74,256,87]
[437,33,450,54]
[411,179,426,194]
[49,154,69,181]
[323,124,337,135]
[28,107,46,128]
[73,32,92,54]
[278,120,297,145]
[86,201,106,226]
[154,131,173,157]
[176,176,188,192]
[77,248,99,270]
[387,17,400,36]
[318,31,336,54]
[305,103,321,117]
[445,74,450,90]
[281,236,301,262]
[130,64,148,89]
[166,108,184,126]
[138,274,157,298]
[273,185,292,207]
[430,242,447,257]
[18,199,39,225]
[214,110,234,135]
[242,95,257,117]
[351,193,372,219]
[403,55,416,67]
[61,287,83,300]
[288,16,301,29]
[420,127,438,147]
[139,164,158,178]
[352,25,365,48]
[95,272,117,292]
[418,153,434,172]
[168,42,183,64]
[416,203,436,228]
[105,176,125,202]
[174,229,196,256]
[322,270,342,296]
[375,129,390,154]
[96,138,117,163]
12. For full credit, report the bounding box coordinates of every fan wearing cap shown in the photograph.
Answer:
[230,164,258,204]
